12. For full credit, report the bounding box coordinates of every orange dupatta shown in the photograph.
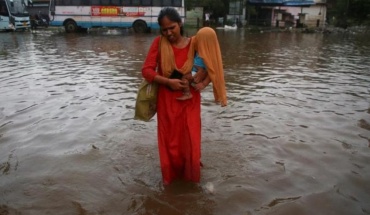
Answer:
[159,27,227,107]
[194,27,227,107]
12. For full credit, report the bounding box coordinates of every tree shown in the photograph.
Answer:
[327,0,370,27]
[185,0,230,19]
[348,0,370,25]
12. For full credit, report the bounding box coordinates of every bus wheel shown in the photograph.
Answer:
[133,20,147,33]
[65,20,77,33]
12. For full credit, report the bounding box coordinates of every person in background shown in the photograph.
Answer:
[205,12,210,26]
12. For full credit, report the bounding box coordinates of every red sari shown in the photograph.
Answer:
[142,36,201,185]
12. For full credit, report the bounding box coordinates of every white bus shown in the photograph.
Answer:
[0,0,31,31]
[48,0,185,33]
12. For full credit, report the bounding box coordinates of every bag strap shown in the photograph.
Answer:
[157,36,161,66]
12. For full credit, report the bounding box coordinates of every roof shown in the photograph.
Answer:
[247,0,315,6]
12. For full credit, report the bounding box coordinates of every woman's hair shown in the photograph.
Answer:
[157,7,184,35]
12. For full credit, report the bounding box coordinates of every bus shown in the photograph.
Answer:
[48,0,185,33]
[0,0,31,31]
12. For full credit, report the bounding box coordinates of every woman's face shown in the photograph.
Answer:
[160,16,182,44]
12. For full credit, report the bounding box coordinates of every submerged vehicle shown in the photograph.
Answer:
[48,0,184,33]
[0,0,31,31]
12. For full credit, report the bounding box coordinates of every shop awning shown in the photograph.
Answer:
[283,0,315,6]
[247,0,315,6]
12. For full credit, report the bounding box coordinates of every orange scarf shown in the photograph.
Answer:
[194,27,227,107]
[160,37,195,78]
[160,27,227,107]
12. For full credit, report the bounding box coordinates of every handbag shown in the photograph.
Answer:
[134,37,161,122]
[134,79,159,122]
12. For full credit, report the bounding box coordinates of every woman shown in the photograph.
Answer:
[142,8,227,185]
[142,7,200,185]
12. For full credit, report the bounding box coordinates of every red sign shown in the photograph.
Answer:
[91,6,119,16]
[91,6,146,17]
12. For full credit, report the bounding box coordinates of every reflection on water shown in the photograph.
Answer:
[0,29,369,215]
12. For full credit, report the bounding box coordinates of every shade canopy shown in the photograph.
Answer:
[248,0,315,6]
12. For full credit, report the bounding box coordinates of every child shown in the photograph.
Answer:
[177,52,211,100]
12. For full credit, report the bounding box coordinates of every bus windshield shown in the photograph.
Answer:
[7,0,29,16]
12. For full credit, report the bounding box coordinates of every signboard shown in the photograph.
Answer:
[91,6,147,17]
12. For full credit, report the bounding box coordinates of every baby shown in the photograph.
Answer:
[177,52,211,100]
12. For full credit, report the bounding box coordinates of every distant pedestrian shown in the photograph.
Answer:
[205,12,210,26]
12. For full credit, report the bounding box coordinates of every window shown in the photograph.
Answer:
[132,0,140,6]
[122,0,131,6]
[142,0,151,6]
[0,1,9,16]
[63,0,72,5]
[101,0,110,5]
[91,0,100,5]
[55,0,63,6]
[71,0,82,5]
[173,0,182,7]
[162,0,171,6]
[81,0,90,5]
[152,0,161,6]
[111,0,121,5]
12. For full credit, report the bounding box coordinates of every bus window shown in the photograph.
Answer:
[152,0,161,6]
[101,0,110,6]
[62,0,71,5]
[111,0,121,6]
[55,0,62,6]
[173,0,182,7]
[122,0,130,6]
[162,0,171,6]
[71,0,82,5]
[81,0,90,5]
[91,0,100,5]
[142,0,151,6]
[0,1,8,16]
[132,0,140,6]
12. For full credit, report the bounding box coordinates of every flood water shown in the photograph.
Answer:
[0,28,369,215]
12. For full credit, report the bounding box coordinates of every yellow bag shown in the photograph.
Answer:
[134,79,159,122]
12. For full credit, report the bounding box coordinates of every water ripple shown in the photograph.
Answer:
[0,30,370,214]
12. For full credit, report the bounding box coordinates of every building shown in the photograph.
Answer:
[246,0,327,28]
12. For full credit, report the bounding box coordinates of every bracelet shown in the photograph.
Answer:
[165,78,170,86]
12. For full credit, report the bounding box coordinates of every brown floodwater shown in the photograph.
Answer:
[0,28,369,215]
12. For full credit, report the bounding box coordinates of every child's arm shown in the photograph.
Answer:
[194,74,211,91]
[193,66,207,84]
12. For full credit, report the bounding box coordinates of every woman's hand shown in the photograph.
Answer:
[193,82,206,91]
[193,69,207,84]
[167,79,187,91]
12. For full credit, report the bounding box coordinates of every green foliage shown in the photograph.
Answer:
[328,0,370,27]
[185,0,229,17]
[348,0,370,24]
